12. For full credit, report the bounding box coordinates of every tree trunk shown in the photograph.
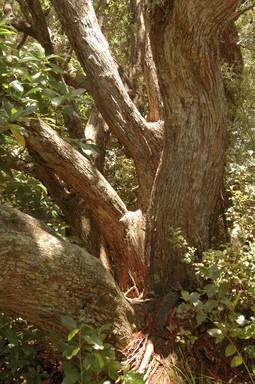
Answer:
[146,0,241,293]
[0,205,137,348]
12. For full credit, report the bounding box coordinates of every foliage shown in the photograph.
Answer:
[58,315,144,384]
[0,313,59,384]
[177,241,255,382]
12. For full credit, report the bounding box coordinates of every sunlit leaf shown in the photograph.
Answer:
[10,127,26,147]
[230,355,243,367]
[225,343,237,357]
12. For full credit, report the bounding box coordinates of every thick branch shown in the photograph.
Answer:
[50,0,162,203]
[25,118,145,290]
[0,205,136,347]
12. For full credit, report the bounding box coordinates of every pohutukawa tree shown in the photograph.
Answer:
[0,0,244,356]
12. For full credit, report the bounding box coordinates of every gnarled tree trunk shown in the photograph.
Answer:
[0,205,137,348]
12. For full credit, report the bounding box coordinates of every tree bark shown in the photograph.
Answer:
[146,0,241,293]
[25,118,146,290]
[0,205,136,348]
[50,0,162,205]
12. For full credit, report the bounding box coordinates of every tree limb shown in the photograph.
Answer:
[50,0,162,201]
[0,205,136,347]
[25,118,146,289]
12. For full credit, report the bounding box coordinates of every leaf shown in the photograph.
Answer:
[61,315,77,330]
[68,328,79,342]
[66,347,80,359]
[203,300,218,311]
[95,352,105,369]
[107,360,121,380]
[48,62,65,74]
[0,159,13,177]
[225,343,237,357]
[10,80,24,94]
[51,96,65,107]
[209,265,222,280]
[207,328,224,343]
[10,127,26,147]
[244,345,255,358]
[62,104,74,116]
[37,182,47,195]
[2,100,14,117]
[42,88,60,98]
[4,327,19,346]
[62,361,79,384]
[230,355,243,367]
[181,290,190,301]
[233,291,241,308]
[122,371,145,383]
[218,281,229,298]
[190,292,201,304]
[235,314,245,325]
[83,329,104,350]
[204,284,218,298]
[82,357,91,370]
[196,313,207,325]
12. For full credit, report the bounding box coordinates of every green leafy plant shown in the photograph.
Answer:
[0,313,57,384]
[177,246,255,383]
[58,315,144,384]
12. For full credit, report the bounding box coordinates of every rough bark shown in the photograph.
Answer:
[0,205,136,348]
[25,118,146,290]
[146,0,241,293]
[50,0,162,205]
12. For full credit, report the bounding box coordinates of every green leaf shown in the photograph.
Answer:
[95,352,105,369]
[218,281,229,298]
[62,361,79,384]
[68,328,79,342]
[196,313,207,325]
[42,88,60,98]
[107,360,121,380]
[225,343,237,357]
[204,284,218,298]
[190,292,201,304]
[122,371,145,384]
[66,347,80,359]
[4,327,19,346]
[230,355,243,367]
[82,357,91,370]
[181,290,190,301]
[233,291,241,308]
[37,182,47,195]
[84,330,104,350]
[10,80,24,94]
[203,299,218,311]
[51,95,65,107]
[209,265,222,280]
[61,315,77,330]
[2,100,14,117]
[63,104,74,116]
[244,345,255,358]
[207,328,224,343]
[0,159,13,177]
[48,62,65,74]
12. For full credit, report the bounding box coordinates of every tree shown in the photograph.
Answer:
[0,0,248,364]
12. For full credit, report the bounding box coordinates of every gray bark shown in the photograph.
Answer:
[0,205,137,347]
